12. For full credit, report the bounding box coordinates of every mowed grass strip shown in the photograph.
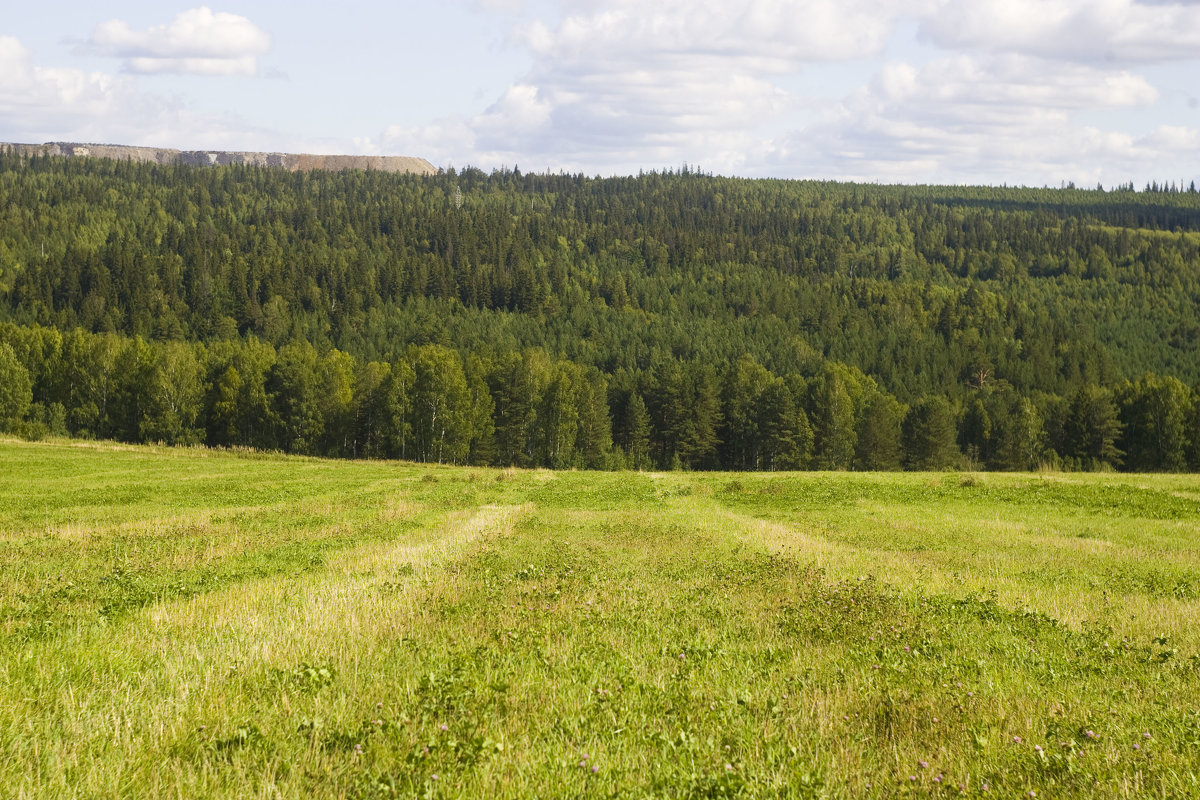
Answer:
[1,439,1198,799]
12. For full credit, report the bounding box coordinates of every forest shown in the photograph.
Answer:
[1,151,1199,471]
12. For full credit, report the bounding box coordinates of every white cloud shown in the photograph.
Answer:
[1139,124,1200,150]
[921,0,1200,62]
[870,55,1158,111]
[0,35,299,152]
[368,0,1195,181]
[371,0,917,173]
[473,0,530,11]
[373,118,478,167]
[6,0,1195,186]
[772,54,1189,185]
[121,55,260,77]
[0,36,128,133]
[519,0,915,67]
[88,7,271,76]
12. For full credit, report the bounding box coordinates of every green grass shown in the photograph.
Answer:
[2,439,1199,798]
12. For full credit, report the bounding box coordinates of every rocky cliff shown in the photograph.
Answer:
[0,142,436,175]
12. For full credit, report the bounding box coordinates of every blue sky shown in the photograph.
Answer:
[3,1,1200,186]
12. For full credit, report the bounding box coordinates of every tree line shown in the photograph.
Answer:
[2,153,1200,470]
[3,322,1198,472]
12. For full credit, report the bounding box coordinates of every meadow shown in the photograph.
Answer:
[2,439,1198,799]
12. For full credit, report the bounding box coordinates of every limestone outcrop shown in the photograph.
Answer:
[0,142,436,175]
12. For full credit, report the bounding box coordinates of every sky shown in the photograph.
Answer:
[3,1,1200,187]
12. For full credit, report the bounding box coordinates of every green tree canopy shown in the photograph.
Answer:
[0,342,31,430]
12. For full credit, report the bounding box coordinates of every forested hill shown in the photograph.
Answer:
[1,151,1199,472]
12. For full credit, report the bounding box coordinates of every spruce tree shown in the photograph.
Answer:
[811,368,856,470]
[854,393,904,471]
[903,396,960,470]
[624,392,652,471]
[1064,384,1123,471]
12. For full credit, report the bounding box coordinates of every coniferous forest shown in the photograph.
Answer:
[2,151,1200,471]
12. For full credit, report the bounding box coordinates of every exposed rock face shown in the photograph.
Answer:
[0,142,436,175]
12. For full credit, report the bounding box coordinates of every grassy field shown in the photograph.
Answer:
[2,439,1199,799]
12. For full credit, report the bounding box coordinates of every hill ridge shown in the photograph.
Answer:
[0,141,436,175]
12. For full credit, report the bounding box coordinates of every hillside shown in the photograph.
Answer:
[1,153,1199,470]
[0,141,436,175]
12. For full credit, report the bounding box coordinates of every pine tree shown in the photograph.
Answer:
[758,378,796,471]
[959,397,992,466]
[811,367,857,470]
[720,355,773,470]
[574,368,613,469]
[268,341,324,455]
[854,393,904,471]
[676,363,721,469]
[1064,384,1123,470]
[352,360,391,459]
[208,364,242,446]
[753,378,813,471]
[487,351,539,467]
[539,366,579,469]
[623,392,652,471]
[903,396,959,470]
